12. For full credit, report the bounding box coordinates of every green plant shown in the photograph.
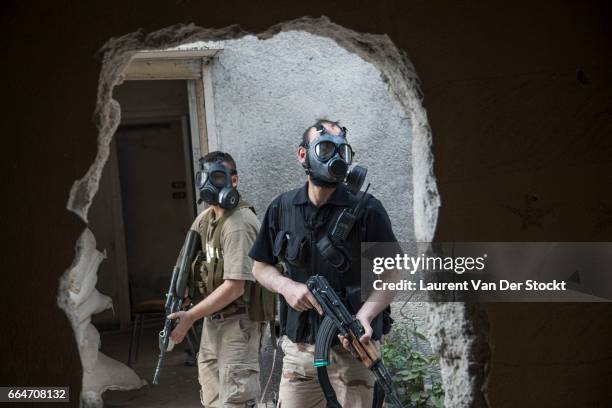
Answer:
[381,324,445,408]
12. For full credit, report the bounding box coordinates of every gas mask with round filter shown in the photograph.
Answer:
[195,160,240,210]
[303,125,367,194]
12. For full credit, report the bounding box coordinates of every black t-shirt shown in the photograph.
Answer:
[249,182,397,343]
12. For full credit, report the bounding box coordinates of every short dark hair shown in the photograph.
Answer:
[300,118,344,147]
[201,151,237,173]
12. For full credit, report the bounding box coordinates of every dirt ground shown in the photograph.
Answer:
[99,321,279,407]
[100,323,202,408]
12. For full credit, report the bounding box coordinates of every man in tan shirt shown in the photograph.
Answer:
[168,151,263,408]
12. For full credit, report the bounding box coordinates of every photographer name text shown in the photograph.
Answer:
[373,279,567,292]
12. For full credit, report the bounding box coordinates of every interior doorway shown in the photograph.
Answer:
[60,48,229,405]
[90,80,204,407]
[116,116,194,307]
[89,79,199,330]
[88,46,222,332]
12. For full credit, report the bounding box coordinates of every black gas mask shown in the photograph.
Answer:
[303,125,367,193]
[195,160,240,210]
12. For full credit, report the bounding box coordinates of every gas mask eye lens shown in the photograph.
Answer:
[196,171,207,189]
[210,171,226,187]
[315,141,336,161]
[338,144,353,164]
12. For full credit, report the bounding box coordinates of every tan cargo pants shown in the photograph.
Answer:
[277,335,377,408]
[197,314,263,407]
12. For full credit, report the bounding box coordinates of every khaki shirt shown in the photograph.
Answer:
[191,206,260,282]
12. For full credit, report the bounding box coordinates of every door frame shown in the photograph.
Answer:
[110,49,222,330]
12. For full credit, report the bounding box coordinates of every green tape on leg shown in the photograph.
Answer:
[313,360,329,367]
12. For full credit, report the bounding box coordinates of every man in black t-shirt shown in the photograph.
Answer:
[249,119,397,408]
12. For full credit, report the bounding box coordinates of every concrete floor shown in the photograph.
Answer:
[99,321,279,407]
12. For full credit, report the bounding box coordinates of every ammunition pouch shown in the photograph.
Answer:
[316,235,349,273]
[315,189,372,276]
[274,230,309,268]
[246,279,276,323]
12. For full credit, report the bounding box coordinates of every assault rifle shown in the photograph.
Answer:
[307,275,409,408]
[152,230,200,385]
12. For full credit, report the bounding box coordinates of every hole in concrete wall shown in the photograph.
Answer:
[56,17,487,407]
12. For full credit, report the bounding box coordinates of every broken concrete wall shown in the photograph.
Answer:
[57,229,145,406]
[69,20,442,405]
[3,1,612,408]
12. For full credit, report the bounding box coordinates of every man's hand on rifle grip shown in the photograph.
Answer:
[280,279,323,314]
[168,310,195,344]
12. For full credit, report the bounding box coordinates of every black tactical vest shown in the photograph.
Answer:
[269,185,387,344]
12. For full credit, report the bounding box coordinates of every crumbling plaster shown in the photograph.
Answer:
[59,17,489,407]
[57,229,146,406]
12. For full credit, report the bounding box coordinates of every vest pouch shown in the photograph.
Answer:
[199,260,212,295]
[285,233,308,267]
[247,281,277,322]
[273,230,288,259]
[190,251,206,293]
[316,235,348,272]
[191,250,206,299]
[344,286,361,315]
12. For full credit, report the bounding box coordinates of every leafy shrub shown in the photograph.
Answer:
[381,324,444,407]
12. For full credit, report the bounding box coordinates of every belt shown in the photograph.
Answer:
[210,306,247,321]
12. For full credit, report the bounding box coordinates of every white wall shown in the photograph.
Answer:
[182,31,414,241]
